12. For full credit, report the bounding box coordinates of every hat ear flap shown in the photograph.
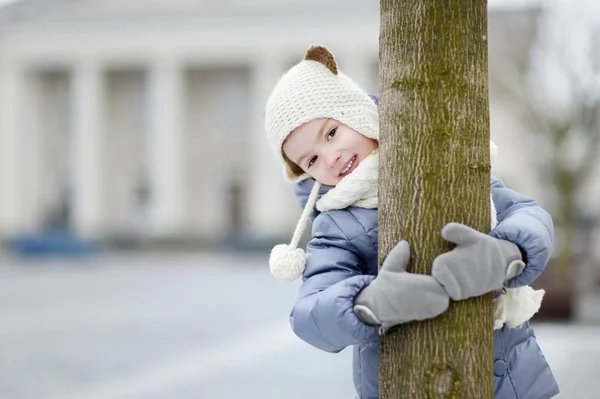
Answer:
[304,46,338,75]
[269,181,321,282]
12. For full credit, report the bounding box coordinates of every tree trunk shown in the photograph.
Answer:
[379,1,494,398]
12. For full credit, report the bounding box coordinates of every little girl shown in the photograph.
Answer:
[264,45,558,399]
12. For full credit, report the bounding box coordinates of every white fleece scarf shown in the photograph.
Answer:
[316,151,544,330]
[317,152,379,212]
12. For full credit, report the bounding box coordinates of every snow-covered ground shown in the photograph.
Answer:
[0,251,596,398]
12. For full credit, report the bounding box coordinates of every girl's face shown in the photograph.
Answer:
[282,118,377,186]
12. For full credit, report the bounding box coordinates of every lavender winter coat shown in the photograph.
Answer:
[289,177,559,399]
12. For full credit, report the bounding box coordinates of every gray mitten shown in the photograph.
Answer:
[353,241,450,334]
[431,222,526,301]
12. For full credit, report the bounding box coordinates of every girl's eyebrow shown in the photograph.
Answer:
[296,119,329,166]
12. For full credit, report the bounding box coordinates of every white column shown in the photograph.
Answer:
[22,73,45,232]
[247,54,299,239]
[70,61,105,238]
[147,60,185,237]
[0,62,26,237]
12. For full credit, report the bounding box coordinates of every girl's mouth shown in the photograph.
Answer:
[339,155,358,177]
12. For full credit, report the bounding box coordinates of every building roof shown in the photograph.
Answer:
[0,0,377,30]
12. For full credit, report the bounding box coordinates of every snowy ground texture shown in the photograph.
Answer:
[0,251,597,399]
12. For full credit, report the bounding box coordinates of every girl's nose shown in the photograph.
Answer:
[326,151,341,169]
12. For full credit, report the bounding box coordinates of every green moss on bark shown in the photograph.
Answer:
[379,0,494,398]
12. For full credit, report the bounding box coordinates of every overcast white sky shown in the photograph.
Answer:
[0,0,545,11]
[0,0,18,9]
[0,0,592,13]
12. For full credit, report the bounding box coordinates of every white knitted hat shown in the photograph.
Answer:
[265,46,379,182]
[264,46,379,282]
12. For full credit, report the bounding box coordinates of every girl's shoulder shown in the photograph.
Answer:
[314,207,377,241]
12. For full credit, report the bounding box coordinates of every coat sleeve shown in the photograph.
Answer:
[490,176,555,288]
[289,213,379,353]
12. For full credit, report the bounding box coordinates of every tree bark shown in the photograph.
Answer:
[379,1,494,398]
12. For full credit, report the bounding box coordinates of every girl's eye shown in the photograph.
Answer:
[307,156,317,168]
[327,127,337,140]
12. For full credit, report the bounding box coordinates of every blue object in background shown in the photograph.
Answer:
[7,231,97,257]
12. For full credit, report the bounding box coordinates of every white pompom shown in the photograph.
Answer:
[494,286,545,329]
[504,287,545,328]
[490,140,499,168]
[269,244,306,282]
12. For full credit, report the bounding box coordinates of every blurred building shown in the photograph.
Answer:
[0,0,379,246]
[0,1,597,252]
